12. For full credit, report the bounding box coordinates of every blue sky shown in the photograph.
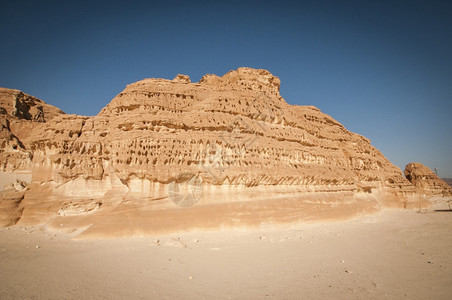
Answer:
[1,0,451,177]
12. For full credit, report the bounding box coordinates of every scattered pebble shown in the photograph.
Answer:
[35,245,40,249]
[192,239,199,243]
[188,276,193,280]
[341,260,345,263]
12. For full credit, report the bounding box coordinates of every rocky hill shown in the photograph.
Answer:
[0,88,64,171]
[0,68,443,236]
[32,68,413,191]
[405,163,452,197]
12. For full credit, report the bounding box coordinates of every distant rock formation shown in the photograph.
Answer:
[442,178,452,188]
[0,68,444,236]
[404,163,452,197]
[0,88,64,171]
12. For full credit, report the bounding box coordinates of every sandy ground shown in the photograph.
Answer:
[1,208,451,299]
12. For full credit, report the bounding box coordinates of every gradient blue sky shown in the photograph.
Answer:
[1,0,451,177]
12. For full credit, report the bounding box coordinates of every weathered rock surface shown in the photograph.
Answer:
[0,68,445,236]
[0,88,64,171]
[405,163,452,197]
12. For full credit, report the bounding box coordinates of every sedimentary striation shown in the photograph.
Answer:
[404,163,452,197]
[0,68,445,236]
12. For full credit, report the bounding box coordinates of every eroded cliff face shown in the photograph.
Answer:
[34,69,406,187]
[405,163,452,197]
[0,68,435,235]
[0,88,64,171]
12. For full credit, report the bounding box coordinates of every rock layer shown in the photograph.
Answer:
[404,163,452,197]
[0,68,441,236]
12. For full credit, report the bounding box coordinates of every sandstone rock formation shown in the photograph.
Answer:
[404,163,452,197]
[0,88,64,171]
[0,68,445,236]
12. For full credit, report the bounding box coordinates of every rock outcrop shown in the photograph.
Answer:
[0,68,443,236]
[0,88,64,171]
[405,163,452,197]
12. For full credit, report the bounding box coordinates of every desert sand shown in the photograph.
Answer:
[1,208,451,299]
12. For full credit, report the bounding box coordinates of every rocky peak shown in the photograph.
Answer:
[0,88,65,171]
[0,88,64,122]
[173,74,191,84]
[221,67,281,96]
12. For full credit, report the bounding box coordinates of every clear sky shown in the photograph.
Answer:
[1,0,451,177]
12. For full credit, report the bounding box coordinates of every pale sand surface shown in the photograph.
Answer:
[1,209,451,299]
[0,172,31,191]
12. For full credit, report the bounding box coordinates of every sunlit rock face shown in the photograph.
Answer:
[405,163,452,197]
[62,67,411,192]
[0,88,64,171]
[1,68,439,235]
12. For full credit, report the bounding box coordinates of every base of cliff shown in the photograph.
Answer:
[0,179,438,239]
